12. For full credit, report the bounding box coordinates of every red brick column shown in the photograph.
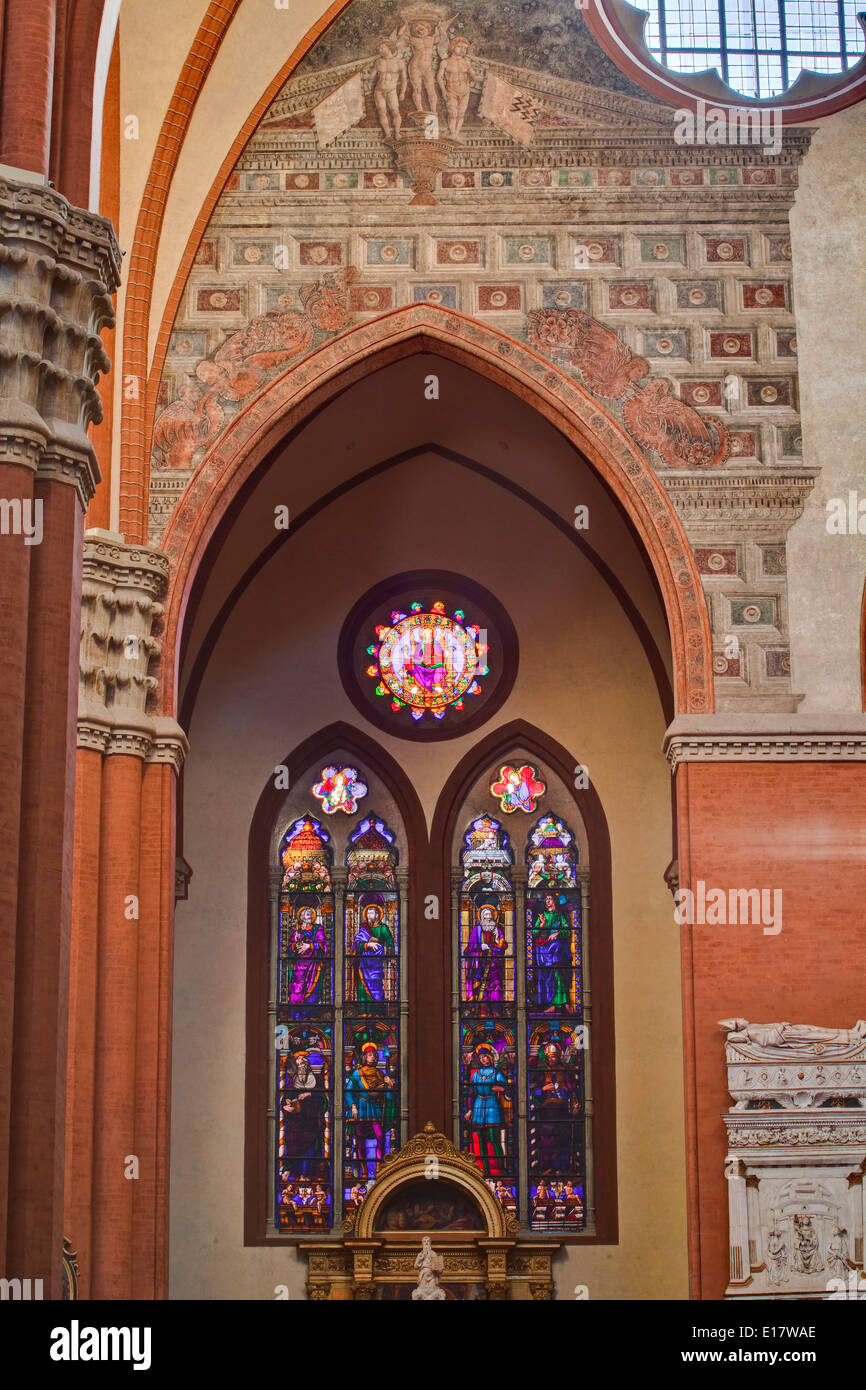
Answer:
[65,746,104,1300]
[667,721,866,1299]
[135,758,178,1299]
[0,176,119,1294]
[0,0,57,175]
[0,457,37,1265]
[68,532,185,1299]
[6,476,84,1297]
[90,753,143,1299]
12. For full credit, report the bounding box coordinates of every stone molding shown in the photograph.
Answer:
[0,174,121,509]
[78,530,187,770]
[662,469,817,531]
[664,714,866,765]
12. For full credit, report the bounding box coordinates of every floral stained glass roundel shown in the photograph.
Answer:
[366,601,488,722]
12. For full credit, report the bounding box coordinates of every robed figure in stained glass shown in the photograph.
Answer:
[350,897,395,1003]
[285,901,327,1004]
[280,1051,327,1161]
[346,1042,395,1181]
[465,1042,508,1176]
[530,1039,579,1173]
[464,903,507,1002]
[531,892,572,1011]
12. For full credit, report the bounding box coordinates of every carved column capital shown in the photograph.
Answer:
[0,175,121,508]
[77,530,187,769]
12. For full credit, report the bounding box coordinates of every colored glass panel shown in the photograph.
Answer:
[525,814,586,1233]
[312,765,368,814]
[489,763,546,814]
[343,817,401,1207]
[366,599,487,721]
[275,816,335,1231]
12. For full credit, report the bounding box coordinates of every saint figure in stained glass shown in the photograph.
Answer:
[283,900,328,1004]
[345,1039,396,1182]
[530,891,572,1012]
[463,901,508,1002]
[465,1040,509,1177]
[350,896,396,1003]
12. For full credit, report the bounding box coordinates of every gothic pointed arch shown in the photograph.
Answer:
[158,306,712,719]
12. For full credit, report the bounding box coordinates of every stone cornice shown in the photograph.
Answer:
[664,714,866,765]
[662,469,817,529]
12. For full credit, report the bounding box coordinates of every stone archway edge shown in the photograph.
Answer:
[158,304,713,716]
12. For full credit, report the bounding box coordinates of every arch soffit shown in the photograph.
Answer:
[159,307,712,718]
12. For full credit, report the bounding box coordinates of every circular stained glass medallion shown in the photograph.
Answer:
[367,601,486,723]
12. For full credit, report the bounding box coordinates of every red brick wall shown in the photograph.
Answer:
[676,761,866,1298]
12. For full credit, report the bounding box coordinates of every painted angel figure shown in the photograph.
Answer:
[437,36,483,137]
[397,14,450,112]
[372,39,408,139]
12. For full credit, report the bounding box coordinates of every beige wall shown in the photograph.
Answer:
[171,445,687,1298]
[788,100,866,713]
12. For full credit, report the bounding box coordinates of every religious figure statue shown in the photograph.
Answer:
[412,1235,446,1300]
[720,1019,866,1055]
[766,1225,789,1284]
[437,36,483,137]
[826,1226,850,1279]
[530,893,572,1011]
[372,39,408,139]
[464,904,507,1002]
[465,1042,508,1176]
[350,900,395,1002]
[285,903,327,1004]
[346,1042,395,1181]
[791,1214,823,1274]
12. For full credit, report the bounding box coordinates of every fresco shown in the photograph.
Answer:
[150,0,811,709]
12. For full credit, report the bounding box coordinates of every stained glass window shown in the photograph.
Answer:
[366,599,487,722]
[276,816,335,1232]
[458,816,519,1212]
[454,794,590,1235]
[343,817,401,1214]
[525,816,586,1234]
[274,807,404,1234]
[490,763,546,814]
[312,765,368,814]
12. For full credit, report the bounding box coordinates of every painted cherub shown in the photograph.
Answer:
[372,39,408,139]
[398,15,449,113]
[437,36,483,138]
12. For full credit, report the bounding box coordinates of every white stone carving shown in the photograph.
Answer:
[721,1018,866,1300]
[412,1235,446,1301]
